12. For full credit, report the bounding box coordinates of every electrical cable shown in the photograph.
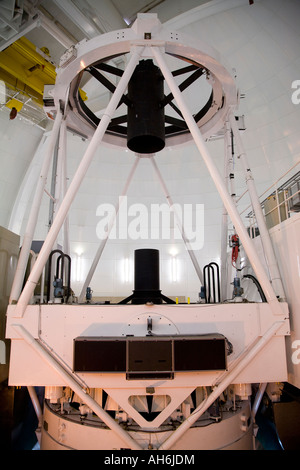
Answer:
[243,274,267,302]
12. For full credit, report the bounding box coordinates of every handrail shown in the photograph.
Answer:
[229,162,300,233]
[237,161,299,210]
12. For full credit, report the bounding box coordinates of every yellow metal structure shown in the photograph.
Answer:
[0,37,56,107]
[5,98,24,112]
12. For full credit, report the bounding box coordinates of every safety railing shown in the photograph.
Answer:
[237,162,300,237]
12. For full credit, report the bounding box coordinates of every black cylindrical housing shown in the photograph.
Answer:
[134,248,160,292]
[118,248,175,305]
[127,59,165,154]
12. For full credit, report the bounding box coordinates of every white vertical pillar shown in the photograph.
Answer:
[220,121,231,301]
[54,117,70,255]
[152,46,283,316]
[27,386,43,428]
[15,46,144,317]
[61,119,71,257]
[228,112,286,300]
[78,156,140,302]
[9,110,63,304]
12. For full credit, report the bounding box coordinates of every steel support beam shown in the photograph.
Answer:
[152,46,283,317]
[15,46,144,317]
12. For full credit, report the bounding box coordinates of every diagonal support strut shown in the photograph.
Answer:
[15,46,145,318]
[151,45,283,317]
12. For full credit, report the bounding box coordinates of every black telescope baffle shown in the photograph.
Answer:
[119,249,175,304]
[47,249,71,302]
[203,262,220,303]
[127,59,165,154]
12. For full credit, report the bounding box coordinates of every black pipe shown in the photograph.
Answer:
[46,250,71,303]
[47,249,63,303]
[57,254,71,301]
[203,264,214,303]
[56,254,64,280]
[209,262,221,303]
[203,262,221,303]
[242,274,267,302]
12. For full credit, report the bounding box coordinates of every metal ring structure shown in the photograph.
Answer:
[53,14,238,148]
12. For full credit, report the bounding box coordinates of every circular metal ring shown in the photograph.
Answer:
[53,15,238,148]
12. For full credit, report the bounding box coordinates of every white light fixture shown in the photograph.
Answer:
[74,248,84,283]
[170,247,178,257]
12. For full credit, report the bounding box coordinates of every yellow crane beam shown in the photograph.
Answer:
[0,37,57,107]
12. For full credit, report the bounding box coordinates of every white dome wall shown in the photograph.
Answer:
[0,110,44,228]
[174,0,300,187]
